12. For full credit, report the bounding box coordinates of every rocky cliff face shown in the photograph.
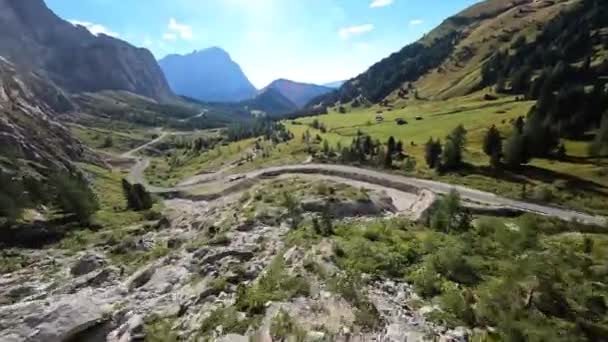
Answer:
[0,57,95,172]
[159,47,257,102]
[0,0,172,101]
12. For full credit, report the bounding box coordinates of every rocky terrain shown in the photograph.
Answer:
[0,179,469,341]
[0,57,96,172]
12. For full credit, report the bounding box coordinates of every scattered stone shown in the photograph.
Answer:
[218,334,249,342]
[235,219,255,232]
[307,331,326,341]
[126,264,158,291]
[107,312,145,342]
[200,249,254,265]
[70,253,106,277]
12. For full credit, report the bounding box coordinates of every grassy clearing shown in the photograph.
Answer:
[283,94,608,215]
[57,164,163,259]
[145,139,254,187]
[68,123,153,154]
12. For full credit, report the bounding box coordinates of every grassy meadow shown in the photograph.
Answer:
[284,93,608,215]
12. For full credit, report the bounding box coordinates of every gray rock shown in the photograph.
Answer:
[235,219,255,232]
[108,313,145,342]
[70,253,106,277]
[200,249,254,265]
[126,264,158,291]
[0,293,110,342]
[218,334,249,342]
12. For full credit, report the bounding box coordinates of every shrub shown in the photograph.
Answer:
[409,265,442,298]
[270,310,306,341]
[235,256,310,315]
[430,190,471,233]
[50,173,99,224]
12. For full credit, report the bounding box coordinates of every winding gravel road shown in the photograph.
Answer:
[124,136,607,227]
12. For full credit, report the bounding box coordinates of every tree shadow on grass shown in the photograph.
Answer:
[0,215,92,248]
[456,163,608,197]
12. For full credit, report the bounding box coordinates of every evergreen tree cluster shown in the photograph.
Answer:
[121,179,153,211]
[224,119,293,143]
[481,0,608,151]
[0,170,99,225]
[482,0,608,96]
[190,136,222,154]
[338,131,404,169]
[424,125,468,172]
[315,30,462,106]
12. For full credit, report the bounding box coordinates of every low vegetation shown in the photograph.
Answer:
[284,188,608,341]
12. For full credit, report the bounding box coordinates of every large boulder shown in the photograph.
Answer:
[0,293,111,342]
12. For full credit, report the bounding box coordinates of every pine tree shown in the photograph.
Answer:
[503,130,529,168]
[442,125,467,170]
[0,171,27,224]
[122,179,153,211]
[51,173,99,224]
[483,125,503,167]
[101,135,113,148]
[425,138,442,169]
[387,136,396,155]
[322,139,330,155]
[384,147,393,169]
[590,113,608,157]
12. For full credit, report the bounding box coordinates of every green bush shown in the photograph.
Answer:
[270,310,306,341]
[122,179,153,211]
[50,173,99,224]
[235,256,310,315]
[430,190,471,233]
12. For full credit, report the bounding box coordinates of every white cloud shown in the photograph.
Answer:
[339,24,374,39]
[370,0,394,8]
[143,38,153,46]
[69,20,119,38]
[162,33,177,41]
[166,18,193,40]
[409,19,424,25]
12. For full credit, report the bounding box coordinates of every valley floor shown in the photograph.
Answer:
[2,93,607,341]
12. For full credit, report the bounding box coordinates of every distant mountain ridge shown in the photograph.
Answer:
[0,0,172,100]
[323,80,346,89]
[159,47,257,103]
[243,88,297,117]
[263,79,333,108]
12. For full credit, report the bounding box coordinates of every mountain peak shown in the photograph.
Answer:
[159,47,257,103]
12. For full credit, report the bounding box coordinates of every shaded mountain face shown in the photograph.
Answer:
[243,88,297,117]
[159,48,257,103]
[263,79,333,108]
[0,0,172,101]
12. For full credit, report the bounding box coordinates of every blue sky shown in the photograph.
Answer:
[45,0,480,88]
